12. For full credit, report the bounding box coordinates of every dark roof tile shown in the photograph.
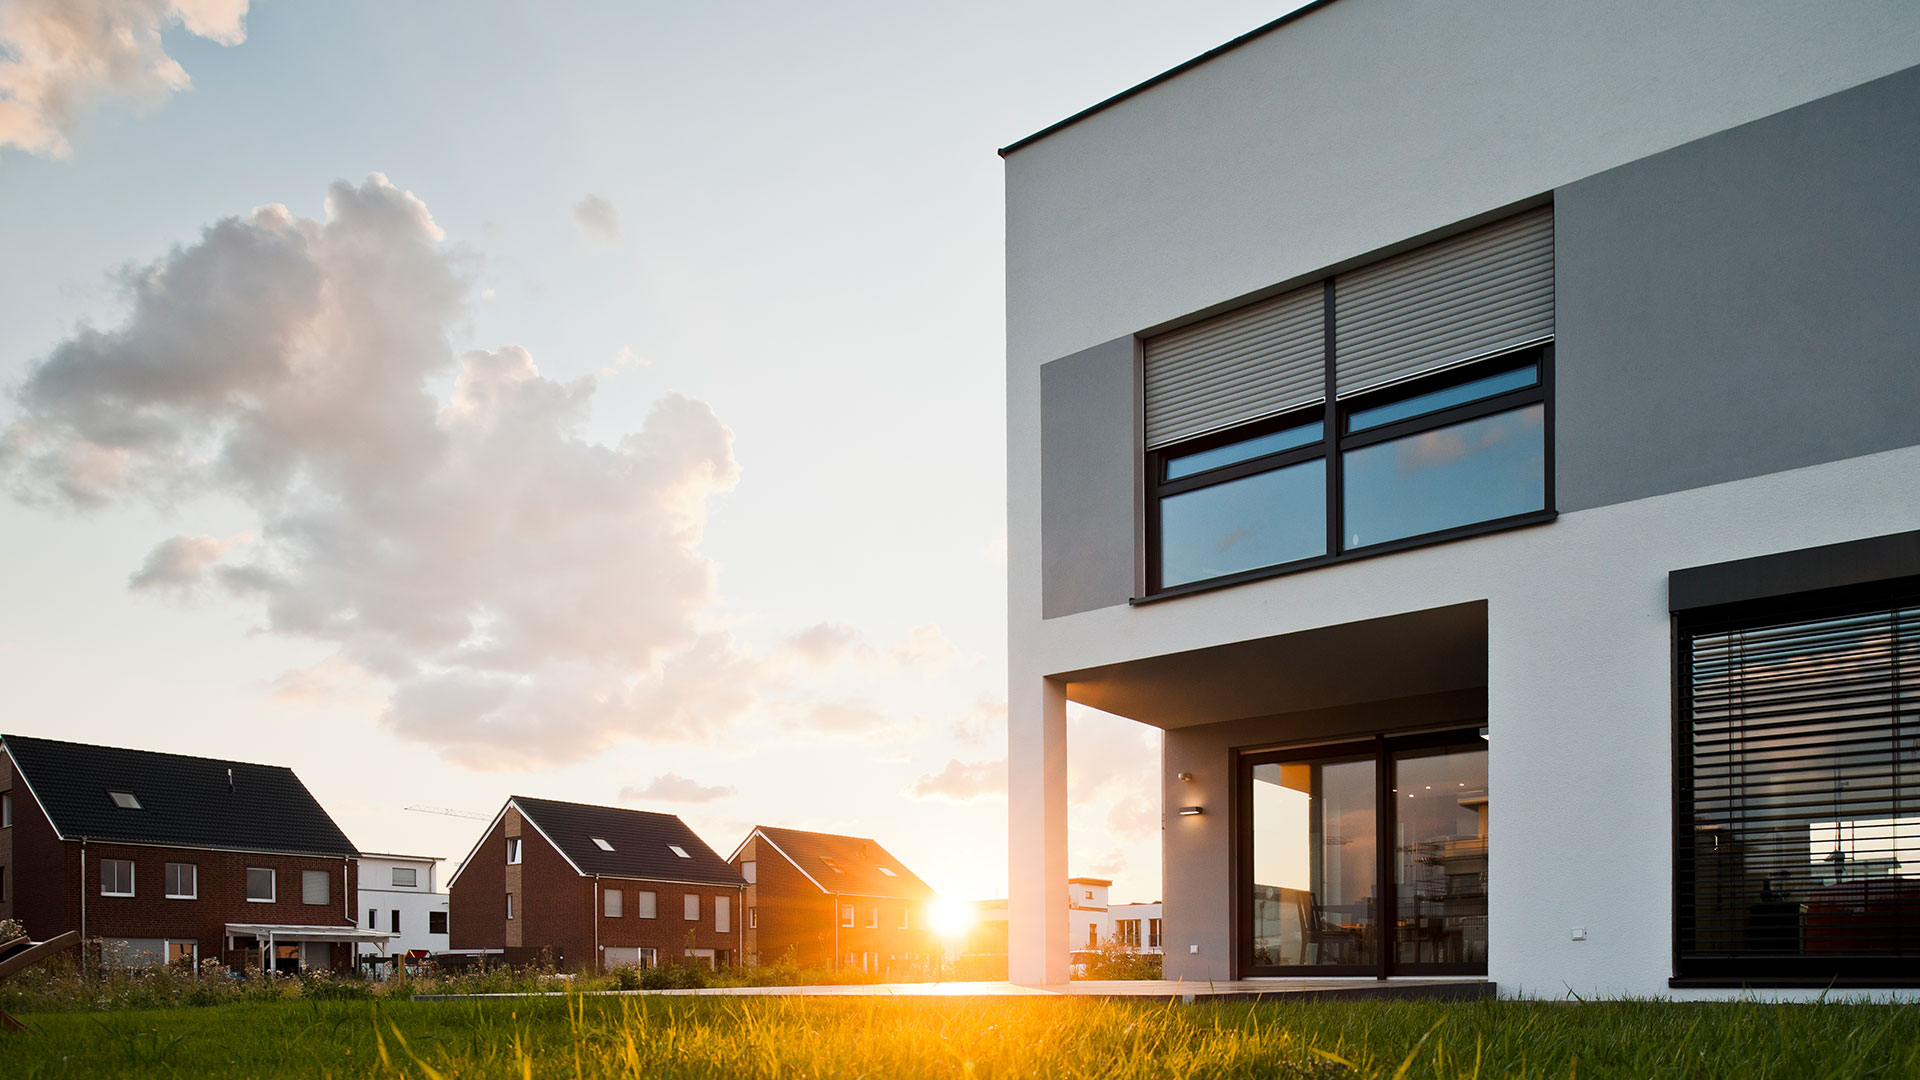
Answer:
[512,796,743,887]
[750,826,935,900]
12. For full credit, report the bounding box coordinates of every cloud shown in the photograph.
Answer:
[782,621,861,668]
[620,772,736,804]
[1086,848,1128,878]
[0,0,250,159]
[774,621,967,675]
[1105,792,1159,837]
[571,194,620,243]
[888,623,964,672]
[127,531,248,591]
[950,694,1005,744]
[906,758,1006,802]
[2,175,750,767]
[789,699,894,738]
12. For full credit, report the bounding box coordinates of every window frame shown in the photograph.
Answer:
[1671,576,1920,987]
[684,893,700,921]
[604,887,623,918]
[100,858,135,897]
[164,861,197,900]
[505,837,522,865]
[636,890,657,919]
[302,869,331,906]
[1143,342,1554,599]
[429,910,448,935]
[392,866,418,888]
[246,867,276,903]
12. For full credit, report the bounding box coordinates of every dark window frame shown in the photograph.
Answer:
[1143,339,1555,599]
[1671,575,1920,987]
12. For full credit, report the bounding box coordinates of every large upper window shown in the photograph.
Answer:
[1676,579,1920,983]
[1142,207,1554,595]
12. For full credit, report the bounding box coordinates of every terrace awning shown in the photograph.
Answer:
[225,923,392,943]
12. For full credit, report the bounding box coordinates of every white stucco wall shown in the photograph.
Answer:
[355,856,450,959]
[1004,0,1920,994]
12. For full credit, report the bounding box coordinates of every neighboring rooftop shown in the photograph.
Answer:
[1,733,358,857]
[742,826,936,900]
[998,0,1338,156]
[507,795,743,888]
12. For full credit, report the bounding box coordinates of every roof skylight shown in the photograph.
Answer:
[109,791,142,810]
[877,866,897,876]
[820,857,844,873]
[591,837,615,851]
[669,845,690,858]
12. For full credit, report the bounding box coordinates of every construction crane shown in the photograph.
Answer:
[404,804,489,820]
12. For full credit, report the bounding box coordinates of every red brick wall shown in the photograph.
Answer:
[448,812,508,951]
[592,878,743,969]
[734,837,837,970]
[518,815,589,968]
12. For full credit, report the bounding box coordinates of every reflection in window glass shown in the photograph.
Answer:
[1250,757,1376,968]
[1342,404,1544,549]
[1346,365,1537,432]
[1166,420,1323,480]
[1392,743,1489,967]
[1160,460,1325,587]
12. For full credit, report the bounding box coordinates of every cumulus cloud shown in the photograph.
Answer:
[774,621,967,675]
[1086,848,1128,878]
[0,0,249,159]
[949,694,1005,744]
[1,174,749,767]
[790,699,894,738]
[1106,792,1159,837]
[127,531,247,591]
[571,194,620,243]
[906,757,1005,802]
[620,772,736,804]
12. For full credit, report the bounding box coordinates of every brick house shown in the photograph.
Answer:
[446,796,745,971]
[0,734,381,972]
[728,826,938,974]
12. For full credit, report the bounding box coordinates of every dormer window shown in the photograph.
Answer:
[877,866,897,877]
[592,837,615,851]
[668,845,690,858]
[821,857,843,873]
[109,791,142,810]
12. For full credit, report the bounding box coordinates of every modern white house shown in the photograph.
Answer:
[1003,0,1920,997]
[354,853,448,964]
[1067,878,1162,959]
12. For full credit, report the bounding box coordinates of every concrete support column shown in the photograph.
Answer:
[1007,675,1068,985]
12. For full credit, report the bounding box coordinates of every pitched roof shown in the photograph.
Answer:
[1,734,357,858]
[510,796,743,887]
[747,826,936,900]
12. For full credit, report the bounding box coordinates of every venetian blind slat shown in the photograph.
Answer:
[1142,284,1324,449]
[1333,206,1554,395]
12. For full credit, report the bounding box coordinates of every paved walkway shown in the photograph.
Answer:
[416,978,1492,1003]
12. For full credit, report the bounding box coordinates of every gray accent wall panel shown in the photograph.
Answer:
[1555,63,1920,513]
[1042,337,1137,618]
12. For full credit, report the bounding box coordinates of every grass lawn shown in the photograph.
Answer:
[1,994,1917,1079]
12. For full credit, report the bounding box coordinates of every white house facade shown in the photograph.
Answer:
[1004,0,1920,997]
[354,853,448,962]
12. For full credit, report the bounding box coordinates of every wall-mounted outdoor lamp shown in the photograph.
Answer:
[1177,805,1204,816]
[1176,772,1194,783]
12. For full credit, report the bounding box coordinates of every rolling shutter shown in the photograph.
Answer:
[1333,206,1553,395]
[1142,283,1324,449]
[1679,587,1920,970]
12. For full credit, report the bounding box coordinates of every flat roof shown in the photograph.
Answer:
[999,0,1339,157]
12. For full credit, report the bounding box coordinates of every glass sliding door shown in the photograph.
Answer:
[1392,740,1489,972]
[1244,730,1488,977]
[1248,748,1377,972]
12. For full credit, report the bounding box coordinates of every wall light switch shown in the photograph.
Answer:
[1189,944,1199,954]
[1571,927,1587,941]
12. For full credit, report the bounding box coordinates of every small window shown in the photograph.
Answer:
[749,906,757,929]
[740,860,756,883]
[820,857,843,873]
[668,845,690,859]
[391,909,401,933]
[868,906,878,929]
[506,837,522,865]
[636,890,657,919]
[876,866,897,877]
[592,837,615,852]
[429,911,448,935]
[165,862,197,899]
[840,904,854,927]
[637,947,658,968]
[604,889,623,918]
[368,908,377,928]
[506,893,515,920]
[108,790,142,810]
[1084,890,1092,900]
[392,867,418,888]
[100,858,134,897]
[898,908,909,930]
[302,870,330,906]
[1088,924,1098,948]
[3,792,11,827]
[246,867,275,902]
[684,893,700,921]
[716,895,730,933]
[0,865,7,902]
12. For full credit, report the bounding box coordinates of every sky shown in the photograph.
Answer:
[0,0,1298,908]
